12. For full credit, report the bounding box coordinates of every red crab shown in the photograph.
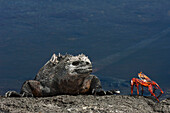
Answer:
[131,72,164,102]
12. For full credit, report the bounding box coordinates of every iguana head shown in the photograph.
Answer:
[50,53,92,76]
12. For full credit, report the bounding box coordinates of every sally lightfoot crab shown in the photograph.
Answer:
[131,72,164,102]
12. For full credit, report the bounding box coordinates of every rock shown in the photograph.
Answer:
[0,95,169,113]
[153,98,170,113]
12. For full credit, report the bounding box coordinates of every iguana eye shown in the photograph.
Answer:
[72,61,80,66]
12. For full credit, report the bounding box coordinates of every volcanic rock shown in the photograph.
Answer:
[0,95,169,113]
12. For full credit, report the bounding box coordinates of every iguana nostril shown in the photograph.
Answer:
[86,62,90,65]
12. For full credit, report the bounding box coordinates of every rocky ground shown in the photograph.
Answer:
[0,95,169,113]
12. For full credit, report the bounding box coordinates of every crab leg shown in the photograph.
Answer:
[153,81,164,94]
[131,79,134,95]
[136,83,139,95]
[141,85,144,96]
[131,85,134,95]
[153,82,164,99]
[148,84,159,102]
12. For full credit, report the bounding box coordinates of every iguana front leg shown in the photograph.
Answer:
[89,75,106,95]
[5,80,43,97]
[5,91,22,97]
[89,75,120,95]
[20,80,43,97]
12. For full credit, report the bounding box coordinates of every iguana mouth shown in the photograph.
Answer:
[75,67,92,74]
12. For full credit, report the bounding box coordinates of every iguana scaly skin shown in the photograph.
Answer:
[6,54,120,97]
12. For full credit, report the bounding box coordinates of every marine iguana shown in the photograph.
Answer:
[5,53,120,97]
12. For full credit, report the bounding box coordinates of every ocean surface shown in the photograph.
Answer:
[0,0,170,97]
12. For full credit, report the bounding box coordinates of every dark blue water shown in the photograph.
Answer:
[0,0,170,96]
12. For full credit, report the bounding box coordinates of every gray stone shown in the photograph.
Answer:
[0,95,169,113]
